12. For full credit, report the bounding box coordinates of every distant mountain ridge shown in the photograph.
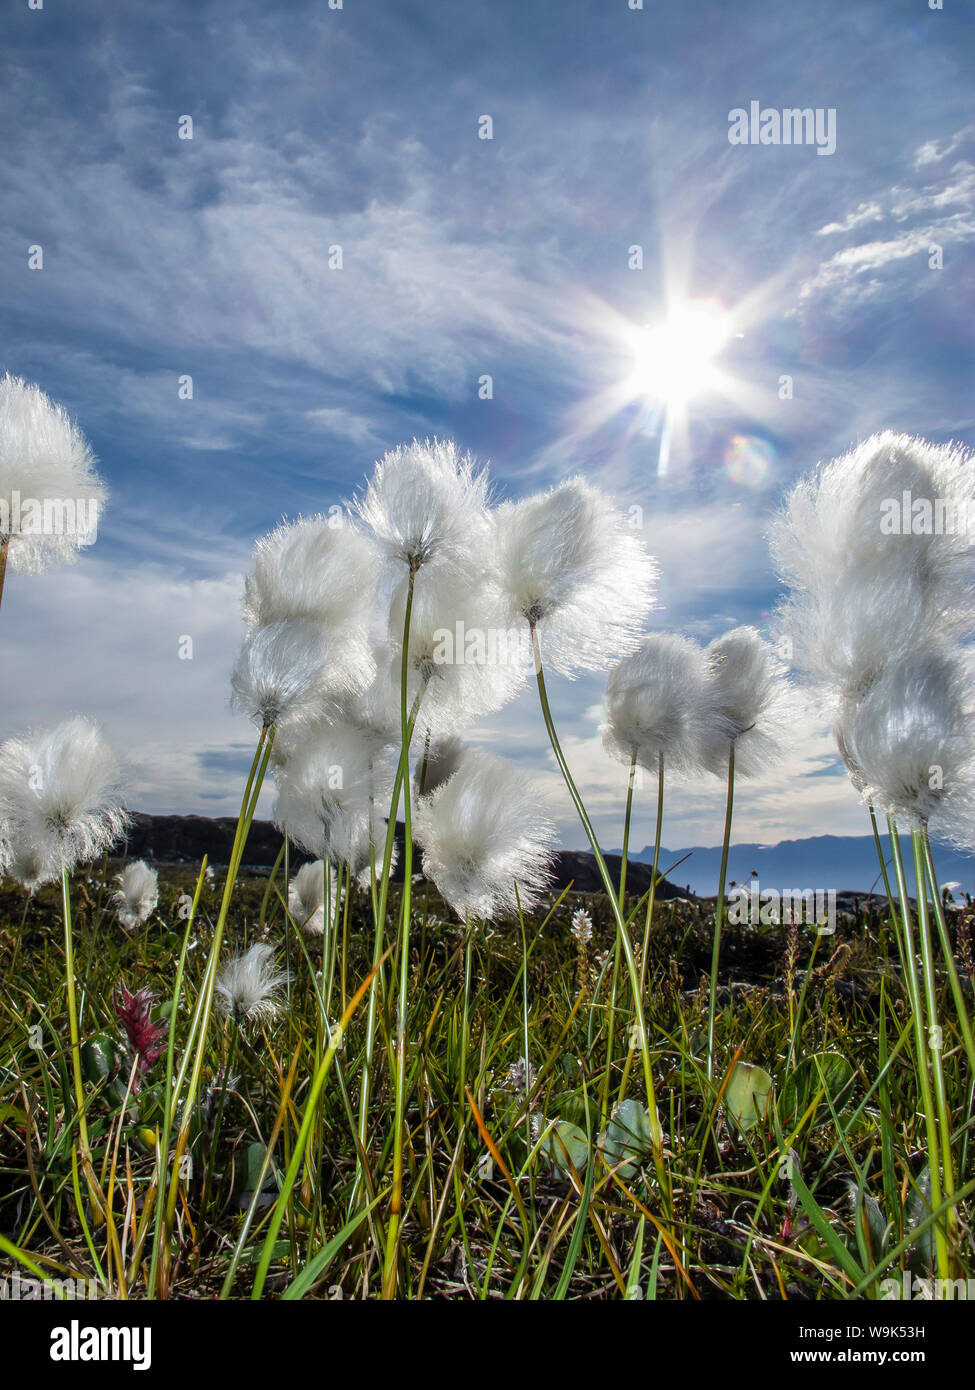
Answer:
[117,814,691,899]
[622,834,975,898]
[116,819,975,900]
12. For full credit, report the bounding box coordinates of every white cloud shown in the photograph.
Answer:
[816,201,885,236]
[0,554,269,819]
[303,407,381,446]
[798,133,975,320]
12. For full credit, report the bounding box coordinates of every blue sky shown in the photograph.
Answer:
[1,0,973,853]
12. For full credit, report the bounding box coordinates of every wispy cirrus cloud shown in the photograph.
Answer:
[2,0,973,846]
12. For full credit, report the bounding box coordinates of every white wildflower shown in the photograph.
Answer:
[273,717,396,877]
[215,942,287,1026]
[602,632,709,775]
[354,437,490,573]
[0,716,128,889]
[287,859,338,936]
[388,570,527,733]
[230,619,374,730]
[491,478,656,676]
[570,908,593,945]
[697,627,793,778]
[113,859,159,932]
[770,433,975,700]
[413,748,555,921]
[0,374,107,575]
[242,515,380,631]
[835,646,975,846]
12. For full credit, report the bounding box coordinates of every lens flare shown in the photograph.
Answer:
[724,434,776,490]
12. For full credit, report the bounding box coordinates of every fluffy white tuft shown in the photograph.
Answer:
[388,570,527,733]
[774,566,931,709]
[491,479,656,676]
[835,646,975,844]
[697,627,793,778]
[413,748,556,922]
[0,716,128,889]
[242,516,380,631]
[230,619,375,730]
[770,432,975,695]
[354,437,490,573]
[215,942,288,1026]
[0,374,107,574]
[113,859,159,932]
[602,632,709,775]
[287,860,338,937]
[272,716,396,876]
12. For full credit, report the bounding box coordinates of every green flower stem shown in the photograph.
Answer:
[639,752,665,997]
[460,917,474,1113]
[61,868,90,1162]
[382,563,419,1300]
[618,750,637,910]
[706,743,735,1083]
[258,840,287,928]
[887,816,949,1281]
[147,861,205,1298]
[920,827,975,1076]
[353,684,426,1199]
[868,805,909,981]
[530,627,667,1193]
[911,829,957,1214]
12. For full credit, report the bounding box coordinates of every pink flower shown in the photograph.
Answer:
[114,982,168,1091]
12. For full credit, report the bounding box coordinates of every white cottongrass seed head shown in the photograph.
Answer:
[770,432,975,696]
[491,478,656,676]
[273,716,395,877]
[113,860,159,932]
[355,437,490,573]
[287,859,338,937]
[388,569,527,733]
[0,716,128,889]
[413,748,556,922]
[230,619,375,730]
[774,566,931,709]
[602,632,709,775]
[697,627,793,778]
[0,374,107,574]
[215,942,288,1026]
[242,516,380,632]
[834,645,975,845]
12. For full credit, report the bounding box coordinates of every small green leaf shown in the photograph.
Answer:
[724,1061,773,1132]
[540,1119,590,1179]
[601,1098,652,1179]
[80,1035,119,1086]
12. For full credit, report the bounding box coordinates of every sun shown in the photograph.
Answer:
[628,299,732,409]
